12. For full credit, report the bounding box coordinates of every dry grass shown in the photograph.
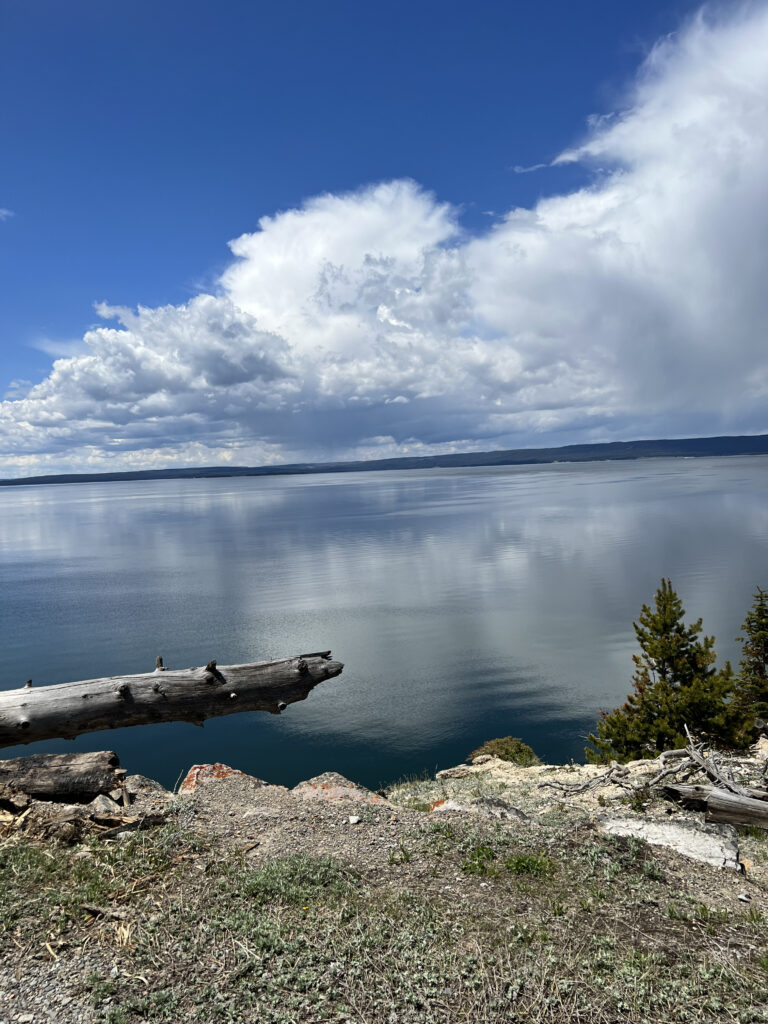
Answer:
[3,805,768,1023]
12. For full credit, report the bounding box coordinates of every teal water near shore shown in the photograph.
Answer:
[1,456,766,790]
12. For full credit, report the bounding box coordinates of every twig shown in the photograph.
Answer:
[643,757,694,789]
[658,748,689,764]
[538,762,633,794]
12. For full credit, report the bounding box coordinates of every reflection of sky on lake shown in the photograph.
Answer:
[1,456,767,789]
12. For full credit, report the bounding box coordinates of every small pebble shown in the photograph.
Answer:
[348,815,361,825]
[738,892,752,902]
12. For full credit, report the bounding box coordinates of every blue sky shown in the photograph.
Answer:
[1,0,765,475]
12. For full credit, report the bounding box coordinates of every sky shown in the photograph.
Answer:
[0,0,766,476]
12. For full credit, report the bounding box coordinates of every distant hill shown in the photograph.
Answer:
[1,433,767,488]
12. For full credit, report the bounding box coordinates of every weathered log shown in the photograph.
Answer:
[0,652,343,748]
[705,789,768,828]
[663,783,768,829]
[0,750,124,803]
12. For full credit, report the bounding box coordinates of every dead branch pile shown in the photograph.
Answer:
[538,725,768,830]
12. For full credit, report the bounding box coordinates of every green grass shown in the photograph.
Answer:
[505,853,554,878]
[461,844,498,876]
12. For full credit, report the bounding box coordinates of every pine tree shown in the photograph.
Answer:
[586,579,736,763]
[734,587,768,726]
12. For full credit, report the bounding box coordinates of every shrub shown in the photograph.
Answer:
[468,736,540,766]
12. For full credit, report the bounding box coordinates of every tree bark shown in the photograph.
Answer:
[0,652,342,749]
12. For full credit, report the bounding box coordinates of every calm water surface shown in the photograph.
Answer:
[1,456,766,789]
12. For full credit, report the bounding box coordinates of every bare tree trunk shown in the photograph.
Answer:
[0,652,342,749]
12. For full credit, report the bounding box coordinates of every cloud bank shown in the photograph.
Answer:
[2,4,768,475]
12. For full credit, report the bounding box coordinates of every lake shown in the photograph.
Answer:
[1,455,766,790]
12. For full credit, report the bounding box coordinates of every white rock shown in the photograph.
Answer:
[598,817,741,871]
[348,815,361,825]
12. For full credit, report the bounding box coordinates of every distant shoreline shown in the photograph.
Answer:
[1,432,767,488]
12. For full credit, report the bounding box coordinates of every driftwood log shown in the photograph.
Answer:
[0,750,124,804]
[0,652,343,749]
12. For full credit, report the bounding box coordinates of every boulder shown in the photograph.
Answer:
[292,772,389,805]
[179,763,265,794]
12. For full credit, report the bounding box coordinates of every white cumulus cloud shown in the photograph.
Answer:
[2,4,768,475]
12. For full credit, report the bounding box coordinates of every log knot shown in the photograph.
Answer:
[205,661,225,684]
[296,658,308,675]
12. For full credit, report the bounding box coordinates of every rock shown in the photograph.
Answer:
[437,756,513,780]
[751,736,768,760]
[122,773,175,814]
[88,793,120,815]
[292,772,389,805]
[599,816,741,871]
[436,764,479,780]
[472,796,530,821]
[124,774,171,799]
[348,815,361,824]
[430,798,471,814]
[429,796,529,821]
[179,763,265,793]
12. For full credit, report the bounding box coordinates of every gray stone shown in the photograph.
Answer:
[88,793,119,815]
[124,774,171,798]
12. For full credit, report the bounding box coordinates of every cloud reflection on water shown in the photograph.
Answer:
[0,456,766,786]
